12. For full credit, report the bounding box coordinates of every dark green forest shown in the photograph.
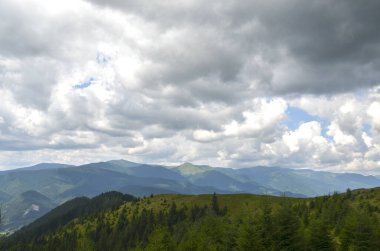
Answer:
[2,188,380,251]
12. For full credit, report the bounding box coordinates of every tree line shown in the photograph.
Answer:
[2,190,380,250]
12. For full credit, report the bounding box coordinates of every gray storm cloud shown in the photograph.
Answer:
[0,0,380,173]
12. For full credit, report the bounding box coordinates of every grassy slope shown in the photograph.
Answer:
[28,187,380,230]
[62,188,380,239]
[3,187,380,250]
[117,187,380,216]
[120,193,300,216]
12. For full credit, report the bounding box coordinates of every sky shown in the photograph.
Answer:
[1,0,380,174]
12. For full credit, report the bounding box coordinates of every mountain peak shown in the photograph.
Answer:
[106,159,141,167]
[175,162,213,176]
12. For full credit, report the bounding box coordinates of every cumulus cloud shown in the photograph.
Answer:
[368,102,380,132]
[223,99,287,139]
[1,0,380,174]
[88,0,380,95]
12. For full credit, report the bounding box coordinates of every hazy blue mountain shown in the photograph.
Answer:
[0,168,75,199]
[0,190,11,203]
[218,166,380,196]
[1,160,380,232]
[103,160,186,181]
[54,165,221,201]
[2,190,56,231]
[187,170,278,195]
[0,161,223,231]
[173,163,380,197]
[0,163,73,175]
[15,163,73,171]
[107,159,141,168]
[5,191,135,246]
[218,166,325,196]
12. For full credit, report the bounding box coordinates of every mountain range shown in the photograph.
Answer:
[1,159,380,232]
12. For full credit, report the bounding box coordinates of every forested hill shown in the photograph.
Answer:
[2,160,380,232]
[2,188,380,250]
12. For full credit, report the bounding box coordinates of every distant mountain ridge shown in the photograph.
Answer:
[3,163,73,172]
[1,159,380,232]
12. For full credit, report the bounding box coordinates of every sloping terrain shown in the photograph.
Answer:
[2,188,380,250]
[1,160,380,232]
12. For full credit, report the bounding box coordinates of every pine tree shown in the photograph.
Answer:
[116,208,128,231]
[274,203,302,251]
[345,188,352,199]
[309,219,333,251]
[211,193,220,215]
[168,202,177,227]
[236,216,264,251]
[261,202,273,249]
[340,211,375,251]
[145,227,176,251]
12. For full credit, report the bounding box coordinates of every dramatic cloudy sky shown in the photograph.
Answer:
[1,0,380,173]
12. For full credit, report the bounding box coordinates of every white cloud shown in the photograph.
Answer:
[1,0,380,174]
[193,130,220,142]
[283,121,325,152]
[327,121,357,146]
[223,99,287,139]
[367,102,380,131]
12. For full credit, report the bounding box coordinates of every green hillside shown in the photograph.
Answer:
[2,160,380,232]
[2,188,380,250]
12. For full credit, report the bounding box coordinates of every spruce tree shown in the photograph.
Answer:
[236,216,264,251]
[146,227,176,251]
[340,211,375,251]
[261,202,273,249]
[211,193,220,215]
[274,203,302,251]
[309,219,333,251]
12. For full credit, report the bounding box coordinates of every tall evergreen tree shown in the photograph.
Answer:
[309,219,333,251]
[341,211,376,251]
[145,227,176,251]
[274,203,302,251]
[260,202,273,249]
[236,216,264,251]
[211,193,220,215]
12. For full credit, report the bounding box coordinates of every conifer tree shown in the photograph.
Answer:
[261,202,273,249]
[146,227,176,251]
[236,216,264,251]
[274,203,302,251]
[341,211,375,251]
[211,193,220,215]
[309,219,333,251]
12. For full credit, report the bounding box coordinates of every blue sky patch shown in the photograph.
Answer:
[363,123,371,135]
[96,52,111,65]
[285,106,330,139]
[286,106,319,130]
[73,77,95,89]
